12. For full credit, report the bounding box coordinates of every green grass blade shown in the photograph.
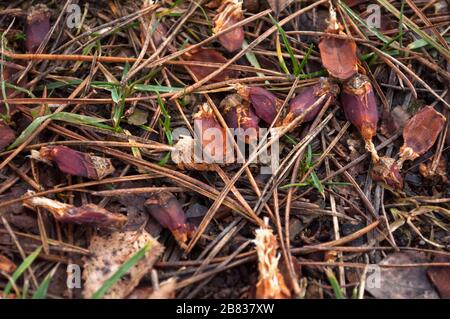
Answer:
[242,39,265,78]
[111,86,121,104]
[339,1,391,45]
[7,114,51,150]
[42,81,183,94]
[134,84,182,93]
[283,134,298,145]
[325,268,345,299]
[298,44,314,75]
[91,243,151,299]
[5,82,36,98]
[306,144,313,166]
[310,171,325,197]
[280,182,310,189]
[398,0,406,48]
[1,33,10,120]
[408,36,450,50]
[157,92,173,145]
[269,14,300,76]
[0,78,9,120]
[275,32,290,74]
[3,246,42,297]
[157,152,171,166]
[376,0,450,59]
[156,92,173,166]
[51,112,109,126]
[32,264,59,299]
[8,112,111,150]
[297,70,327,80]
[122,61,130,82]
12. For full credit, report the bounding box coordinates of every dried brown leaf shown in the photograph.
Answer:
[366,252,439,299]
[82,230,164,299]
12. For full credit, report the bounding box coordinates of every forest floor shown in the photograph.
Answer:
[0,0,449,299]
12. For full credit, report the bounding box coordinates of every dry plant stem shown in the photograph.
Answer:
[18,1,71,83]
[121,0,205,84]
[404,0,449,50]
[0,175,158,213]
[380,190,398,250]
[371,49,418,99]
[91,187,186,197]
[363,44,450,109]
[179,225,240,298]
[186,94,329,253]
[329,156,377,220]
[295,131,402,200]
[322,132,346,293]
[172,260,450,289]
[430,117,448,174]
[121,7,273,85]
[130,4,159,78]
[174,221,381,290]
[156,245,450,268]
[29,155,49,254]
[0,123,249,218]
[0,53,287,78]
[252,102,334,216]
[0,163,31,195]
[0,140,174,155]
[279,107,338,296]
[255,108,338,296]
[7,162,41,191]
[0,75,91,172]
[53,4,159,54]
[0,229,89,255]
[169,0,327,100]
[300,122,350,185]
[271,187,297,297]
[174,241,250,291]
[184,66,265,225]
[1,217,39,288]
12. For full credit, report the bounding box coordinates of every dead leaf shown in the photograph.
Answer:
[0,121,15,150]
[419,155,448,183]
[427,255,450,299]
[380,106,410,138]
[127,108,149,126]
[366,252,439,299]
[82,230,164,299]
[0,255,16,274]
